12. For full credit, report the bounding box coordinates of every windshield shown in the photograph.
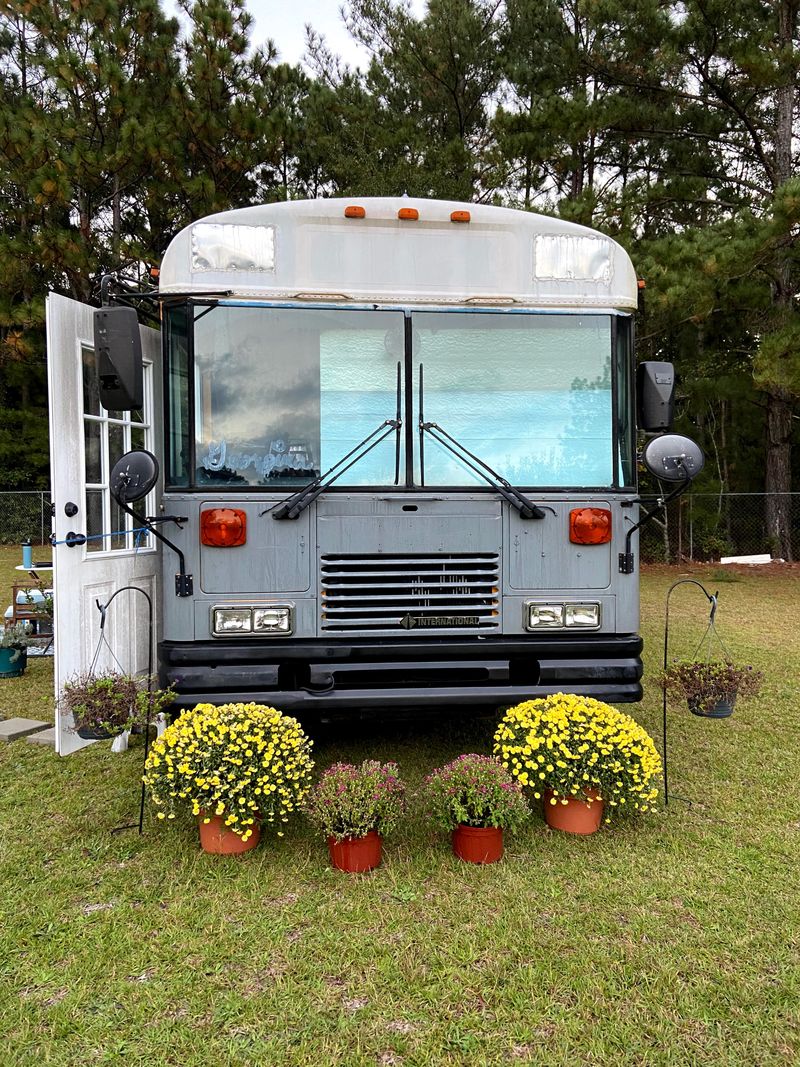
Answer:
[165,304,631,490]
[414,312,614,487]
[189,306,402,487]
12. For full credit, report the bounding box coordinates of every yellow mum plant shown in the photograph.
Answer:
[143,702,314,840]
[493,693,662,819]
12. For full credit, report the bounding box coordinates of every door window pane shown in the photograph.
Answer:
[84,419,102,484]
[85,489,104,553]
[82,352,153,553]
[82,345,100,416]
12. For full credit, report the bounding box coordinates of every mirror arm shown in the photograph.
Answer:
[619,469,692,575]
[113,493,193,596]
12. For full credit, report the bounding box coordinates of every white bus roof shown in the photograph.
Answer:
[159,197,638,311]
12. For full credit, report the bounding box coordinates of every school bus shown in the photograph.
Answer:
[48,197,702,751]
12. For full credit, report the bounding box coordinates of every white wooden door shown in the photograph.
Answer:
[46,293,162,754]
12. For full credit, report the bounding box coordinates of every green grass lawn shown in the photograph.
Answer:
[1,557,798,1066]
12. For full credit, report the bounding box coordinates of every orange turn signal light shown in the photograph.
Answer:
[201,508,247,547]
[569,507,612,545]
[450,210,471,223]
[398,207,419,221]
[344,205,366,219]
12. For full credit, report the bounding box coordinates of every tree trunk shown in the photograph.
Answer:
[764,388,794,560]
[763,0,798,561]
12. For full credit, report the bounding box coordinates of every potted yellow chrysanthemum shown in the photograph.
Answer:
[494,693,662,834]
[143,702,314,854]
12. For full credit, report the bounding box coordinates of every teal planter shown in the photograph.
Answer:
[0,647,27,678]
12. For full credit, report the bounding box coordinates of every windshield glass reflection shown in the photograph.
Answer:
[193,306,403,487]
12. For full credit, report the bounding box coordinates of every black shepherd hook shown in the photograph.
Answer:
[662,578,718,806]
[93,586,154,835]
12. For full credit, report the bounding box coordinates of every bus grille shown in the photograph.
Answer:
[320,553,501,632]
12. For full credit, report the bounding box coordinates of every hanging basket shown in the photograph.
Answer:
[688,693,737,719]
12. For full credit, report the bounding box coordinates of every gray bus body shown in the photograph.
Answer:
[155,198,643,715]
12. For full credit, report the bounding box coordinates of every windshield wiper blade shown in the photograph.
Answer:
[421,420,546,519]
[270,420,400,520]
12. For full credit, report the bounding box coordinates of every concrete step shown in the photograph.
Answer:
[26,726,56,747]
[0,718,51,742]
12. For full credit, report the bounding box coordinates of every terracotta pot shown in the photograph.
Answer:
[197,812,261,855]
[327,830,382,872]
[452,824,504,864]
[544,789,603,835]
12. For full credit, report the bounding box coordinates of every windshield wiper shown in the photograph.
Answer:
[270,362,402,521]
[418,363,546,520]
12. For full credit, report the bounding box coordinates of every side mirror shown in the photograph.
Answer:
[94,307,143,410]
[110,449,159,503]
[620,433,705,575]
[642,433,704,482]
[637,361,675,432]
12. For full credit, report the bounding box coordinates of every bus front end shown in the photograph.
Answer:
[156,199,643,717]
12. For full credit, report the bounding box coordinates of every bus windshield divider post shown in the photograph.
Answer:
[416,382,545,519]
[419,363,425,488]
[394,360,401,486]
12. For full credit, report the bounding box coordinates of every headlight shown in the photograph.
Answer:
[253,607,291,633]
[565,603,600,628]
[211,604,293,637]
[527,604,565,628]
[525,601,601,630]
[213,607,252,633]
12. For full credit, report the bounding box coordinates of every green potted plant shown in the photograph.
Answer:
[661,660,763,718]
[143,702,314,855]
[133,676,177,735]
[0,622,32,678]
[418,754,530,864]
[60,671,141,745]
[305,760,406,872]
[494,694,663,834]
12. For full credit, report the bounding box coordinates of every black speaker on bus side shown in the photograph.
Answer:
[636,361,675,432]
[94,306,144,411]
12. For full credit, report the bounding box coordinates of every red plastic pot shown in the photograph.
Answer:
[544,790,603,835]
[452,824,504,864]
[327,830,382,872]
[197,812,261,855]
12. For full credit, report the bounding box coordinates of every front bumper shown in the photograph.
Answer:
[159,634,643,715]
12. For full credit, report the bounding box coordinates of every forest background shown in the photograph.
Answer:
[0,0,798,558]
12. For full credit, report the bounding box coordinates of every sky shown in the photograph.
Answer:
[244,0,426,68]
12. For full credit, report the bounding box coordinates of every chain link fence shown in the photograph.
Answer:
[639,493,800,563]
[0,492,52,547]
[0,490,796,562]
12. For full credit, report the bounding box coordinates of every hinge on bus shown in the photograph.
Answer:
[619,552,635,574]
[175,573,194,597]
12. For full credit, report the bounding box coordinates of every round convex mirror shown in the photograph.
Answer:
[110,449,159,502]
[642,434,705,483]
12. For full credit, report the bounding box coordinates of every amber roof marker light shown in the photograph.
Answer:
[398,207,419,221]
[450,210,471,223]
[344,205,366,219]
